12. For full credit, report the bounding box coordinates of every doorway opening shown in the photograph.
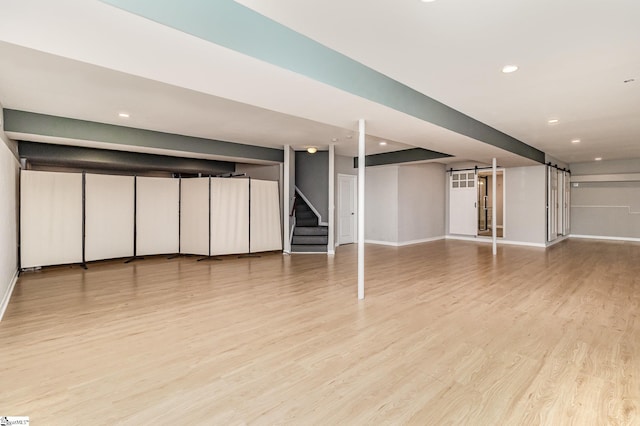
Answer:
[477,171,504,238]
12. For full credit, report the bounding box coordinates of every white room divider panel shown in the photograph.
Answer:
[136,177,179,256]
[180,178,210,256]
[250,179,282,253]
[85,174,134,261]
[210,178,249,255]
[20,170,83,268]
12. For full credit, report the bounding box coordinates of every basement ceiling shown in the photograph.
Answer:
[1,0,637,166]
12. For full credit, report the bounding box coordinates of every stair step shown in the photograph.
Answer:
[295,210,316,220]
[292,235,328,245]
[294,226,328,236]
[296,219,318,227]
[292,244,327,253]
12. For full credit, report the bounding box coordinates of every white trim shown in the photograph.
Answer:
[446,235,546,248]
[294,186,323,223]
[327,249,335,255]
[319,221,329,226]
[328,144,335,255]
[365,236,446,247]
[0,270,19,322]
[289,216,296,245]
[570,234,640,243]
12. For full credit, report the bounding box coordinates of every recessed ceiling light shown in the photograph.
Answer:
[118,112,130,118]
[595,157,602,161]
[307,147,318,154]
[331,138,338,142]
[548,119,559,125]
[379,141,388,146]
[421,0,436,3]
[502,65,519,74]
[346,135,353,139]
[571,139,581,144]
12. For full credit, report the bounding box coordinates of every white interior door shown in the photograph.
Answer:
[337,174,357,245]
[547,167,558,242]
[564,171,571,235]
[449,172,478,236]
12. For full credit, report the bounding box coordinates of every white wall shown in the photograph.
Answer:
[398,163,446,242]
[0,110,19,320]
[365,166,398,243]
[505,165,547,245]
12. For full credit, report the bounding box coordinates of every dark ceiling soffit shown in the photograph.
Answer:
[353,148,451,168]
[99,0,545,164]
[19,141,235,175]
[4,109,284,163]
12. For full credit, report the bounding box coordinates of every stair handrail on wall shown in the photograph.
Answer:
[294,186,324,225]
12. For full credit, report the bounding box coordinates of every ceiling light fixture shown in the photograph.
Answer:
[421,0,436,3]
[331,138,338,142]
[307,147,318,154]
[548,119,559,125]
[571,139,581,144]
[502,64,519,74]
[595,157,602,161]
[379,141,388,146]
[118,112,130,118]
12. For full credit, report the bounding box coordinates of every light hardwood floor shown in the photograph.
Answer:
[2,239,640,425]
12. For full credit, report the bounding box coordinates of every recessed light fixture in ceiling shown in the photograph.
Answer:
[595,157,602,161]
[421,0,436,3]
[571,139,581,144]
[502,65,519,74]
[118,112,130,118]
[379,141,388,146]
[548,119,559,125]
[307,147,318,154]
[331,138,338,142]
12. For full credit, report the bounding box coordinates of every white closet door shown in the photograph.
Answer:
[180,178,210,256]
[449,172,477,236]
[20,170,83,268]
[211,178,249,255]
[136,177,180,256]
[250,179,282,253]
[85,174,134,261]
[547,167,558,241]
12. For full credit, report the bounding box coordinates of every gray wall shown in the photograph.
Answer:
[570,158,640,239]
[398,163,446,242]
[296,151,328,222]
[364,163,445,244]
[505,165,546,245]
[365,166,398,242]
[0,105,19,319]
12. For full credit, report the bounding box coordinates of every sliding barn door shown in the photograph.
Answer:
[449,171,477,236]
[547,167,558,242]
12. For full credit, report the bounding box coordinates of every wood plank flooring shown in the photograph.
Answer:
[2,239,640,425]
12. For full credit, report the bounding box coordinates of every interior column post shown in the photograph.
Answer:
[492,158,497,255]
[358,119,365,300]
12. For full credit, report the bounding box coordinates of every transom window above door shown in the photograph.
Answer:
[451,172,475,189]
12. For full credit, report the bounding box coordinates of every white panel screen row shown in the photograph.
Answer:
[21,171,282,268]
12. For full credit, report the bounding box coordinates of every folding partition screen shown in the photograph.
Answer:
[180,177,210,256]
[20,170,83,268]
[136,177,180,256]
[250,179,282,253]
[85,174,135,261]
[210,178,249,255]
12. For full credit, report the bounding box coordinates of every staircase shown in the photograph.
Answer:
[292,196,328,253]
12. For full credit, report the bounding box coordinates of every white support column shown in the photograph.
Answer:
[283,145,291,254]
[328,144,335,255]
[492,157,497,255]
[358,119,365,300]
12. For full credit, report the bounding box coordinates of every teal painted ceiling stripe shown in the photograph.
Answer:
[100,0,544,163]
[4,109,283,163]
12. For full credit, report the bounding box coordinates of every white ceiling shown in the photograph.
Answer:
[1,0,637,166]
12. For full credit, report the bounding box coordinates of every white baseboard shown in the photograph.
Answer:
[446,235,546,248]
[546,234,570,247]
[365,236,445,247]
[570,234,640,243]
[327,250,335,255]
[0,269,19,322]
